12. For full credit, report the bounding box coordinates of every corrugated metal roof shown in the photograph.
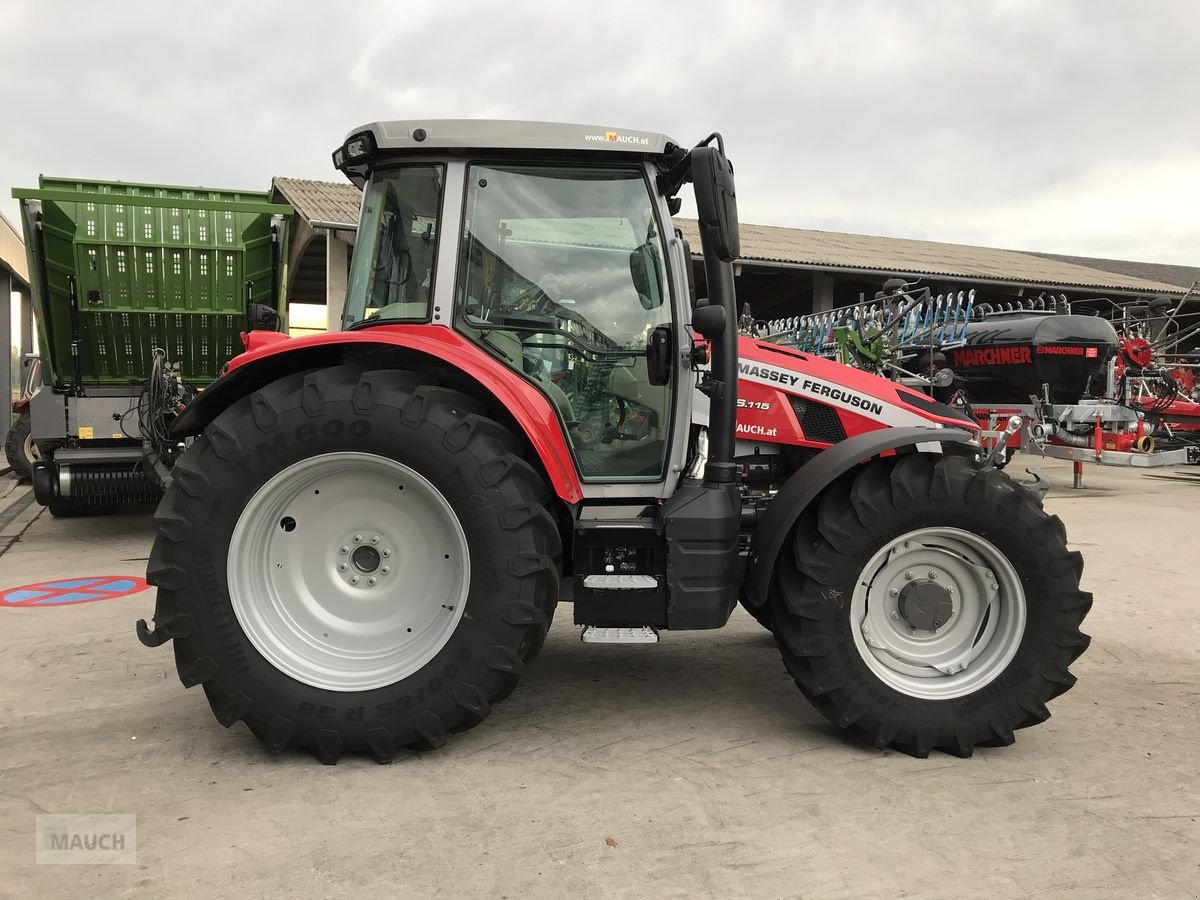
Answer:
[673,220,1186,295]
[272,177,361,227]
[271,177,1186,296]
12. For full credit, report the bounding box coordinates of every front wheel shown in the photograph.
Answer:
[771,453,1091,758]
[144,367,560,763]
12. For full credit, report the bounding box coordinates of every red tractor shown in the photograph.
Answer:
[138,120,1090,763]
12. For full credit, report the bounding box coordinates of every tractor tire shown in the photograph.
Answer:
[143,367,561,763]
[770,453,1091,758]
[4,412,39,482]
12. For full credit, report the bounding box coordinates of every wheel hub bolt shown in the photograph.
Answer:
[371,536,380,545]
[350,576,359,585]
[381,566,390,575]
[339,546,348,555]
[353,534,363,543]
[367,577,377,586]
[890,610,900,620]
[928,571,937,580]
[338,563,347,572]
[890,587,899,597]
[904,570,914,580]
[382,549,391,558]
[907,626,916,635]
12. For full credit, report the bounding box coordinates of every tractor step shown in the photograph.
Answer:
[581,574,659,590]
[580,626,660,644]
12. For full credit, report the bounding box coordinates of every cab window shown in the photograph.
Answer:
[456,164,672,481]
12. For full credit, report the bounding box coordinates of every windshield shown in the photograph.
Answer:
[343,165,444,327]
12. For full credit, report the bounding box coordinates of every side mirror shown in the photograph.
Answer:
[692,303,726,338]
[691,146,739,262]
[882,277,907,294]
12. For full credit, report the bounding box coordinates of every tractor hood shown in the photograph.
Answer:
[731,337,976,447]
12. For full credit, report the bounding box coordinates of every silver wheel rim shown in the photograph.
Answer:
[227,451,470,692]
[850,526,1025,700]
[24,433,40,463]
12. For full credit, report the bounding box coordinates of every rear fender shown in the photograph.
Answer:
[171,327,583,504]
[740,426,975,607]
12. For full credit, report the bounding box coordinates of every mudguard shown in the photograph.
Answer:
[169,326,584,503]
[740,426,974,608]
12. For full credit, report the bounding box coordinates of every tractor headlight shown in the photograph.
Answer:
[344,131,375,160]
[332,131,376,171]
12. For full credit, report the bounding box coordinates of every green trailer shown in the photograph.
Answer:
[9,176,291,514]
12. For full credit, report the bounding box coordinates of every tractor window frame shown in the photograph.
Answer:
[451,157,679,485]
[343,162,447,330]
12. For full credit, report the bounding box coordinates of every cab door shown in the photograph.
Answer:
[454,163,676,483]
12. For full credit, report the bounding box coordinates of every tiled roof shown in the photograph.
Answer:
[272,177,362,227]
[1031,253,1200,292]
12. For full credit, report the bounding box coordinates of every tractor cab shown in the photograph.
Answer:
[332,120,736,493]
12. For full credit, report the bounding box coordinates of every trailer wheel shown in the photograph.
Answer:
[4,412,40,482]
[770,453,1091,758]
[143,367,560,763]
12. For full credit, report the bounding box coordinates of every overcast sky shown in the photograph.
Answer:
[3,0,1198,264]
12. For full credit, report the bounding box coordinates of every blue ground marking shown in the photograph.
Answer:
[93,579,138,592]
[3,589,50,604]
[36,592,106,605]
[1,574,150,607]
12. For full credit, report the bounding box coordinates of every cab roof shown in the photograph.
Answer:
[344,119,678,158]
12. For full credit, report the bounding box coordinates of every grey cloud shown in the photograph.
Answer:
[3,0,1197,263]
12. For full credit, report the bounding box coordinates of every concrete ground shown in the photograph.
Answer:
[0,457,1197,899]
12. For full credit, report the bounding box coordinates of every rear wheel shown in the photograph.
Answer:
[4,412,39,482]
[771,453,1091,757]
[144,367,560,763]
